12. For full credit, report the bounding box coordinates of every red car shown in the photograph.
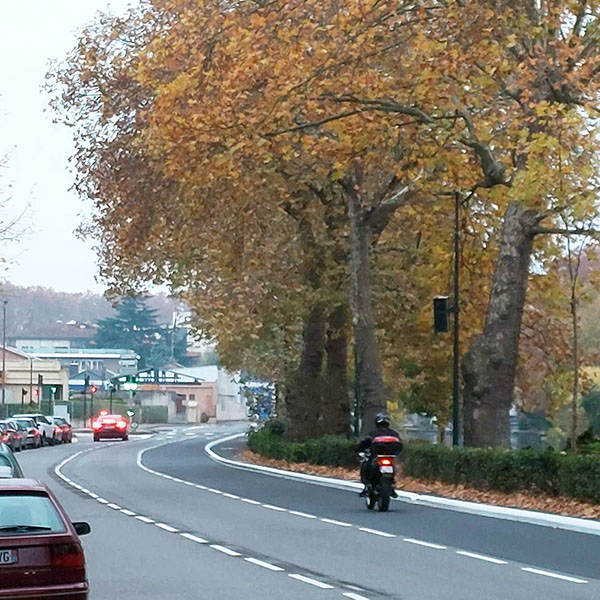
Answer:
[92,414,129,442]
[0,479,91,599]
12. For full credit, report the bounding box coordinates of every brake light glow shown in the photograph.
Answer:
[92,421,103,431]
[116,420,127,429]
[378,457,393,466]
[54,427,62,434]
[52,543,85,569]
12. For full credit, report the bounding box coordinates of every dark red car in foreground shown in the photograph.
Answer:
[92,414,129,442]
[0,479,90,599]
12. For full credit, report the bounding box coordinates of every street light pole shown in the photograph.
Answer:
[2,300,7,419]
[452,193,461,446]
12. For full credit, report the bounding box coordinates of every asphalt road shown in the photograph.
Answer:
[15,424,600,599]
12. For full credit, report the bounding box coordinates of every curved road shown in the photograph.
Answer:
[16,424,600,599]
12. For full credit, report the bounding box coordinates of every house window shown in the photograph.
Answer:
[189,394,195,401]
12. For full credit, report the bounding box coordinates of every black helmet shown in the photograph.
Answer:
[375,412,390,427]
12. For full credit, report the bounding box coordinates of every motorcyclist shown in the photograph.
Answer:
[357,413,402,498]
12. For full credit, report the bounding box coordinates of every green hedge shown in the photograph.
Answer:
[248,424,600,504]
[247,426,357,468]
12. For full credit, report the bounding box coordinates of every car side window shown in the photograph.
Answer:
[38,416,50,425]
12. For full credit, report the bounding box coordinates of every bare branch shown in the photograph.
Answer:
[263,109,364,138]
[532,226,600,237]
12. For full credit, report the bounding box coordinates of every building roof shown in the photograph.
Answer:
[173,365,220,382]
[8,322,97,340]
[31,348,137,359]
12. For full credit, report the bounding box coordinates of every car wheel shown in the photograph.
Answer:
[122,435,129,441]
[93,435,99,442]
[41,434,47,447]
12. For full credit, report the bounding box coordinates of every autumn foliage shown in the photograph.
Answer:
[49,1,600,444]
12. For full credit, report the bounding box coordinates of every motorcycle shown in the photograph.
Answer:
[359,436,402,512]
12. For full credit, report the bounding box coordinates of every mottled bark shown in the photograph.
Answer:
[285,303,326,441]
[462,202,540,447]
[346,184,387,435]
[321,303,351,437]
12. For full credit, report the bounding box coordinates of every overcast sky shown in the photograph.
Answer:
[0,0,136,293]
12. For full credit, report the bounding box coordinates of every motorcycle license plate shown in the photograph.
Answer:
[0,550,18,565]
[380,466,394,474]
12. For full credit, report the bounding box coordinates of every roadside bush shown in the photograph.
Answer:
[247,426,357,468]
[248,425,600,504]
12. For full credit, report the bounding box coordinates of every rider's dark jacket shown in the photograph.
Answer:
[356,427,402,453]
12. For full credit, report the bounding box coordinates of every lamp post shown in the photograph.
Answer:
[2,300,7,419]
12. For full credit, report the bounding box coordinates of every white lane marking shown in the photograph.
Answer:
[262,504,286,512]
[288,574,334,589]
[343,593,371,600]
[185,432,197,436]
[120,509,136,516]
[289,511,317,519]
[180,533,208,544]
[321,518,352,527]
[359,528,396,538]
[403,538,446,550]
[241,498,260,505]
[456,551,507,565]
[521,568,588,584]
[244,557,284,571]
[222,493,240,499]
[207,488,222,494]
[211,544,241,557]
[107,503,121,510]
[88,493,99,499]
[96,498,109,504]
[135,516,155,524]
[155,523,179,533]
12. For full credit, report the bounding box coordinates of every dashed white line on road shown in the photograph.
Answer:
[521,568,588,584]
[107,503,121,510]
[241,498,260,505]
[288,574,334,589]
[88,492,98,499]
[180,533,208,544]
[135,516,155,524]
[262,504,286,512]
[207,488,222,494]
[403,538,447,550]
[211,544,241,557]
[155,523,179,533]
[96,498,109,504]
[343,593,371,600]
[289,511,317,519]
[244,557,284,571]
[222,492,240,499]
[456,551,507,565]
[120,509,136,516]
[358,528,396,538]
[321,518,352,527]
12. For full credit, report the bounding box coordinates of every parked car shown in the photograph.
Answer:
[0,422,23,453]
[92,414,129,441]
[0,478,90,599]
[50,417,72,444]
[12,418,42,450]
[12,414,59,446]
[0,444,24,478]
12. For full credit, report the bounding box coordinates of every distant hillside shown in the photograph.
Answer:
[0,282,180,337]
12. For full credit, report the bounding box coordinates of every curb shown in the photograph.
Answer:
[205,433,600,537]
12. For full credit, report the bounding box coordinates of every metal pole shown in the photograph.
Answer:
[29,357,33,405]
[110,387,114,413]
[2,300,7,419]
[452,193,461,446]
[83,390,87,429]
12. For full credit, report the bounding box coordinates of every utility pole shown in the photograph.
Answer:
[29,356,33,405]
[2,299,7,419]
[452,192,461,446]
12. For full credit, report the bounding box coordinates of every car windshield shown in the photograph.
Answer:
[0,493,66,536]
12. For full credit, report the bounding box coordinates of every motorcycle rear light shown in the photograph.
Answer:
[378,457,393,466]
[52,543,85,569]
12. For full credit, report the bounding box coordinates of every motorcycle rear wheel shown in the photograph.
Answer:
[365,490,377,511]
[377,480,392,512]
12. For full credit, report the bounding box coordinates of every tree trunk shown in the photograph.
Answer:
[285,303,326,440]
[321,303,351,437]
[462,201,540,447]
[346,186,387,435]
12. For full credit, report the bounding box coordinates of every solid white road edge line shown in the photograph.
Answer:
[244,558,284,571]
[521,568,588,584]
[288,574,334,589]
[205,433,600,537]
